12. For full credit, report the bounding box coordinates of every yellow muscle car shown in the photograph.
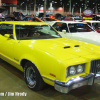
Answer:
[0,21,100,93]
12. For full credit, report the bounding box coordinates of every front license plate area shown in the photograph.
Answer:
[73,82,85,89]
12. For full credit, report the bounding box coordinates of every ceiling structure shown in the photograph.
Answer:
[17,0,100,13]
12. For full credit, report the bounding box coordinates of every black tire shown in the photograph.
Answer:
[24,61,45,91]
[0,58,3,62]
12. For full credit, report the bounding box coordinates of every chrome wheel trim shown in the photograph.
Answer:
[26,66,36,87]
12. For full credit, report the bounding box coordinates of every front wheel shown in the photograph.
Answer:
[0,58,3,62]
[24,61,45,91]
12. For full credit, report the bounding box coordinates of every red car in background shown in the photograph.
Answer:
[43,17,59,22]
[23,16,43,22]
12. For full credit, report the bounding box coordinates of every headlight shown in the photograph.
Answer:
[77,65,83,73]
[67,64,85,77]
[69,66,76,75]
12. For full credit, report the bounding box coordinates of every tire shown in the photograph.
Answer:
[0,58,3,62]
[24,61,45,91]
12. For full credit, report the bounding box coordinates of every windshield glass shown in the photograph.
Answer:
[74,18,82,20]
[15,25,61,40]
[92,23,100,29]
[68,23,94,33]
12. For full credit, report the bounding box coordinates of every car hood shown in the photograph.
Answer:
[21,38,99,60]
[59,31,100,45]
[72,32,100,42]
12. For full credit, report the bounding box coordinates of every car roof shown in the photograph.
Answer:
[51,21,85,24]
[84,20,100,23]
[0,21,48,25]
[24,16,43,22]
[43,17,59,20]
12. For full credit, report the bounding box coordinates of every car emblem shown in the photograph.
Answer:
[97,64,100,68]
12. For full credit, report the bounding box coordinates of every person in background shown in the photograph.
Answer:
[5,12,15,21]
[31,12,34,19]
[64,15,72,21]
[18,12,22,20]
[8,12,14,18]
[31,13,34,17]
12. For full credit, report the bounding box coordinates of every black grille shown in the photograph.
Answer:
[90,59,100,74]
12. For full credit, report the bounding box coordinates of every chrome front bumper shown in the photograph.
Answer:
[54,73,100,93]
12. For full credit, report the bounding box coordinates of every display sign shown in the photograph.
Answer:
[2,0,17,4]
[83,9,93,21]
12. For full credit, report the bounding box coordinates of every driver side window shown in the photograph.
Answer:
[0,24,13,38]
[53,22,68,32]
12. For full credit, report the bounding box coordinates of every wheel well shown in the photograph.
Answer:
[21,59,43,80]
[21,59,30,69]
[21,59,37,70]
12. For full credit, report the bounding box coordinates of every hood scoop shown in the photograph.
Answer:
[74,45,80,47]
[64,46,70,49]
[64,45,80,49]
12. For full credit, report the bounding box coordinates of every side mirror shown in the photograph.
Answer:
[62,30,66,34]
[4,34,10,38]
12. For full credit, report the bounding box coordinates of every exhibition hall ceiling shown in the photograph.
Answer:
[17,0,100,10]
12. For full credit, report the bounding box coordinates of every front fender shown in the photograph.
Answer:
[19,54,39,70]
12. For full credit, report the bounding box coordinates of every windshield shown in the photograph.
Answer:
[74,18,82,20]
[15,25,61,40]
[68,23,95,33]
[92,23,100,29]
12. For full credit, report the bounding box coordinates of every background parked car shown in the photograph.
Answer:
[38,13,49,20]
[50,21,100,46]
[13,11,25,20]
[43,17,59,22]
[5,17,19,21]
[23,16,43,22]
[71,17,82,22]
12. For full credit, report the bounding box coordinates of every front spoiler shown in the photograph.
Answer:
[54,73,100,93]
